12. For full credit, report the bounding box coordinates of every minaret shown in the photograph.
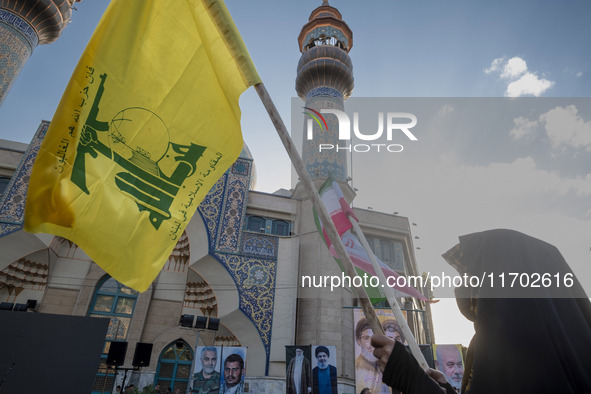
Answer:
[0,0,80,104]
[296,0,354,181]
[294,1,357,386]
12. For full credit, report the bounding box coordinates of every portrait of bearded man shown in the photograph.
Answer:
[286,347,312,394]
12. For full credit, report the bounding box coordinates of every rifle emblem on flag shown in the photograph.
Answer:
[70,73,215,230]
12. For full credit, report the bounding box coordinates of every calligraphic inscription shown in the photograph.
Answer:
[69,73,213,231]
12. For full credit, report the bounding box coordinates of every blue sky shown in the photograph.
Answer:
[3,1,590,188]
[1,0,590,346]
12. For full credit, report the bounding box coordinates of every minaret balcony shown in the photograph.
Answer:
[295,45,354,99]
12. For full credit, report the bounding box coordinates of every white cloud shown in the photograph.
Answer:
[501,57,527,79]
[540,105,591,151]
[485,56,554,97]
[506,72,554,97]
[357,152,591,303]
[576,71,583,78]
[510,116,539,140]
[456,156,591,199]
[510,105,591,151]
[485,57,505,74]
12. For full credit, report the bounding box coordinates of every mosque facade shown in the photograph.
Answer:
[0,2,433,393]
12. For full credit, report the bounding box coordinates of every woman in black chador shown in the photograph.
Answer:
[372,229,591,394]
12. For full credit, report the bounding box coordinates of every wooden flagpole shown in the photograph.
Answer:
[349,219,429,369]
[253,83,384,336]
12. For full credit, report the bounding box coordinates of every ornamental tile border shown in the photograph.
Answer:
[215,157,251,252]
[198,173,226,246]
[0,121,48,238]
[241,233,278,260]
[213,252,276,374]
[198,162,277,375]
[215,179,245,252]
[231,159,250,176]
[306,86,343,99]
[304,26,348,49]
[0,9,38,48]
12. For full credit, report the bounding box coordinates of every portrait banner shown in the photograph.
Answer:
[434,344,464,393]
[220,346,247,394]
[353,308,408,394]
[311,345,337,394]
[192,346,222,394]
[286,345,312,394]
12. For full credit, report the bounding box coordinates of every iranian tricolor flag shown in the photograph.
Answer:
[314,178,429,302]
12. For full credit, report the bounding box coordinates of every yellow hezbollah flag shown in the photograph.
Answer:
[24,0,260,291]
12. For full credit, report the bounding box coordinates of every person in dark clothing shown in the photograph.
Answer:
[312,346,337,394]
[373,229,591,394]
[373,334,456,394]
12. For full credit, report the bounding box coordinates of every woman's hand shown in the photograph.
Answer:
[426,368,448,385]
[371,334,396,372]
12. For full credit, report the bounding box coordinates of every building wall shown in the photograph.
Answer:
[0,125,432,393]
[38,287,78,314]
[0,139,26,177]
[0,134,305,392]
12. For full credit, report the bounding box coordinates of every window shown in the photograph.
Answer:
[247,216,266,233]
[393,242,405,272]
[89,276,138,394]
[271,220,290,236]
[381,241,395,263]
[155,340,194,393]
[0,176,10,198]
[366,237,375,251]
[246,215,292,236]
[366,237,406,273]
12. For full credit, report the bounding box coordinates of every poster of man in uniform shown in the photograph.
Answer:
[192,346,221,394]
[434,344,464,392]
[286,345,312,394]
[220,347,247,394]
[353,308,408,394]
[311,345,337,394]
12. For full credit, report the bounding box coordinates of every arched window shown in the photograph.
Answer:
[89,276,138,394]
[155,340,194,393]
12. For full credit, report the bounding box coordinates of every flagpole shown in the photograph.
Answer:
[349,219,429,369]
[253,83,384,336]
